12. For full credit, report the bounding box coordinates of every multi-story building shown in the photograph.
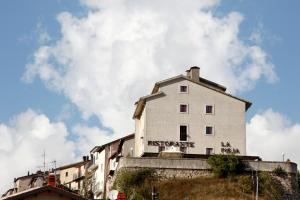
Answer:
[56,157,91,194]
[133,66,251,157]
[88,66,252,199]
[89,134,134,199]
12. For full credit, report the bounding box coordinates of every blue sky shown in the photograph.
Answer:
[1,0,300,192]
[1,0,300,124]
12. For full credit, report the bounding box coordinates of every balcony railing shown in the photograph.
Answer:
[72,172,83,180]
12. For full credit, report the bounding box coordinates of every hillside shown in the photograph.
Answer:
[113,168,298,200]
[157,177,261,200]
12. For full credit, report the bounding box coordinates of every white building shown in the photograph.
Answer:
[133,67,251,157]
[89,66,252,199]
[89,134,134,199]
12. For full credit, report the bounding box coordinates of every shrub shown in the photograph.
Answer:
[259,172,284,200]
[207,154,244,178]
[238,175,253,194]
[113,168,157,199]
[272,166,287,178]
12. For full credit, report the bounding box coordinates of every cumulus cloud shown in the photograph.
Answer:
[72,124,115,155]
[22,0,277,137]
[0,109,75,193]
[0,109,120,193]
[247,109,300,164]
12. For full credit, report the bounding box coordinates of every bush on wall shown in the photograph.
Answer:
[207,154,244,178]
[113,168,157,199]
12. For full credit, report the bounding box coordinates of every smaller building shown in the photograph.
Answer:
[2,171,47,198]
[56,157,91,194]
[0,186,88,200]
[89,134,134,199]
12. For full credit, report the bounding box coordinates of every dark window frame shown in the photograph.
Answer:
[206,148,214,155]
[205,126,213,135]
[180,125,188,141]
[205,105,214,114]
[179,85,188,93]
[180,104,188,113]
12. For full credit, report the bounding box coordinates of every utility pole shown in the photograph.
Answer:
[255,159,259,200]
[256,169,258,200]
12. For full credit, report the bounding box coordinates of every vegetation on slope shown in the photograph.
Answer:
[113,155,289,200]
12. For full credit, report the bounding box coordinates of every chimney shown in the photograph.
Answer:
[47,174,56,187]
[186,70,191,78]
[187,66,200,82]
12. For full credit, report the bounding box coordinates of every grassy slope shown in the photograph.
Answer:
[157,177,264,200]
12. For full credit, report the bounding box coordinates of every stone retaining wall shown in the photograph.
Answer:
[116,157,298,200]
[118,157,298,174]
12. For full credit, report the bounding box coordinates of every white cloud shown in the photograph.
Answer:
[247,109,300,165]
[72,124,116,155]
[0,109,75,193]
[0,109,122,193]
[23,0,277,140]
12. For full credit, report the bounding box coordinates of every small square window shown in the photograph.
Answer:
[205,105,214,114]
[206,148,213,155]
[180,104,188,113]
[180,147,187,153]
[180,85,188,93]
[180,125,187,141]
[65,172,68,177]
[205,126,213,135]
[158,146,165,153]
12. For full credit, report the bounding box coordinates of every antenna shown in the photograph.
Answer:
[43,150,46,173]
[36,150,47,173]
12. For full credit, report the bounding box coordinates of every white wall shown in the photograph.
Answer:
[92,150,105,199]
[134,109,146,157]
[136,79,246,156]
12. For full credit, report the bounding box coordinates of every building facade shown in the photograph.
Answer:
[88,66,252,199]
[89,134,134,199]
[133,67,251,157]
[56,157,91,194]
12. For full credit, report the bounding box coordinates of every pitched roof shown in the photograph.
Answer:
[133,74,252,119]
[90,133,135,153]
[56,160,90,170]
[0,186,88,200]
[14,171,46,182]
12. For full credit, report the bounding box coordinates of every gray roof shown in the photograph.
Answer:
[133,75,252,119]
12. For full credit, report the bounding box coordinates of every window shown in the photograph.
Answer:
[65,172,68,177]
[158,146,165,152]
[179,85,188,93]
[180,125,188,141]
[206,148,214,155]
[180,104,188,113]
[180,147,187,153]
[205,126,213,135]
[205,105,214,114]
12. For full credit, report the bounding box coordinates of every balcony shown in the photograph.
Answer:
[73,172,83,180]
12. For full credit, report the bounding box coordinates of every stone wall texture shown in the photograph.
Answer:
[116,157,299,200]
